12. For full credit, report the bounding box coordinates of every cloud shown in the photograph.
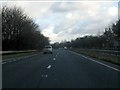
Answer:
[48,2,118,38]
[50,2,75,12]
[2,1,53,19]
[27,1,119,43]
[2,1,118,43]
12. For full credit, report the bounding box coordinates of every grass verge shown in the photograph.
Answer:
[2,51,40,61]
[72,48,120,65]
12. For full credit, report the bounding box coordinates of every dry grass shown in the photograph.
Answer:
[72,48,120,65]
[2,52,40,60]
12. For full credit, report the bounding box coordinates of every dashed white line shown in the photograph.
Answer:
[53,58,56,60]
[47,65,51,69]
[70,51,120,72]
[41,75,48,78]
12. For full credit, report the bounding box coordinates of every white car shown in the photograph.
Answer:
[43,45,53,54]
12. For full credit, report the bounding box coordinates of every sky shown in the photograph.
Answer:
[1,0,119,43]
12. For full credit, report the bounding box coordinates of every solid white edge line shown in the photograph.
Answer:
[47,65,51,69]
[69,51,120,72]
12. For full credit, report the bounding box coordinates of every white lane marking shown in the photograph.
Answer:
[53,58,56,60]
[47,65,51,69]
[70,51,120,72]
[41,75,48,78]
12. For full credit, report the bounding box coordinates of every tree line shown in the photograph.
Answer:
[2,6,49,51]
[52,19,120,50]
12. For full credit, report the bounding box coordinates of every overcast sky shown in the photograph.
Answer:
[2,0,119,43]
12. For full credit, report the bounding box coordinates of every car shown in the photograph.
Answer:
[43,45,53,54]
[64,46,67,49]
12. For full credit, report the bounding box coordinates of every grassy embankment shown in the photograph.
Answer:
[72,48,120,65]
[2,51,40,61]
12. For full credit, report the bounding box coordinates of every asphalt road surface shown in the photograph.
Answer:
[2,49,120,88]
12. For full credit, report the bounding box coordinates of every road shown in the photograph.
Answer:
[2,49,120,88]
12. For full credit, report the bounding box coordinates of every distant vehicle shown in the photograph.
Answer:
[64,47,67,49]
[43,45,53,54]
